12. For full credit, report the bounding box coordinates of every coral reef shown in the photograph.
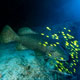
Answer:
[0,42,75,80]
[0,43,53,80]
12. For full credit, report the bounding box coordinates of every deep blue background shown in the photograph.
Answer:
[0,0,80,32]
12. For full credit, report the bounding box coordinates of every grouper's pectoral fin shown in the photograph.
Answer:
[16,43,28,50]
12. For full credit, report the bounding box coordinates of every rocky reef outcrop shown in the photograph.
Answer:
[0,43,53,80]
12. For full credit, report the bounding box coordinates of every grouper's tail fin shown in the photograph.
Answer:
[0,25,20,43]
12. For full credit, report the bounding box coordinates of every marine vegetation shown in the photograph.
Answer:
[40,26,80,75]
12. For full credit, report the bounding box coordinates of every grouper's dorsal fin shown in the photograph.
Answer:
[0,25,20,43]
[18,27,37,35]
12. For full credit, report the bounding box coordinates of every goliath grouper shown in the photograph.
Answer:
[0,25,69,61]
